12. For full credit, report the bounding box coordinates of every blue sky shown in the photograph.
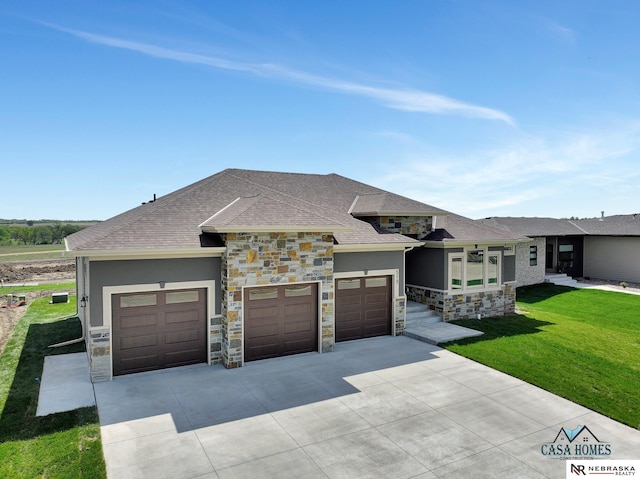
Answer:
[1,1,639,221]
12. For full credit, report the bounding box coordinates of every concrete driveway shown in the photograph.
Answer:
[94,336,640,479]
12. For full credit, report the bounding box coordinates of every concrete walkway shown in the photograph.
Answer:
[545,274,640,295]
[36,352,95,416]
[93,336,640,479]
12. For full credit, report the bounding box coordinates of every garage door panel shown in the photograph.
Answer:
[119,334,159,350]
[339,311,362,322]
[118,313,159,329]
[112,288,207,376]
[246,345,278,360]
[365,324,389,336]
[365,292,388,303]
[165,309,200,325]
[336,295,362,306]
[245,322,282,339]
[336,275,391,342]
[283,319,314,334]
[119,355,159,374]
[365,308,388,320]
[246,305,280,320]
[165,349,204,367]
[284,303,312,315]
[284,338,315,354]
[165,329,200,344]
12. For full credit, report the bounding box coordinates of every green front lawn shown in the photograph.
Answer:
[444,284,640,429]
[0,294,106,478]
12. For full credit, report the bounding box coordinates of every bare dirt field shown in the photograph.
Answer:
[0,258,75,354]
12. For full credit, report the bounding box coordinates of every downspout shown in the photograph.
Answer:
[47,302,86,348]
[48,255,87,348]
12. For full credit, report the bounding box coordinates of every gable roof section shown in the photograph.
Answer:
[349,193,446,217]
[481,214,640,237]
[425,214,525,244]
[199,194,351,233]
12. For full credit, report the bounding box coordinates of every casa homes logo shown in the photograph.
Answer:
[566,460,638,477]
[541,425,611,459]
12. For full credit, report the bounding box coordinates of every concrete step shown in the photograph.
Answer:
[404,300,484,345]
[406,301,442,324]
[404,322,484,346]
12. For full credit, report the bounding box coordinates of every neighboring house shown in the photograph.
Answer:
[66,169,522,381]
[481,214,640,286]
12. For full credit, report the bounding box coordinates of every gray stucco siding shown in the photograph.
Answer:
[89,257,222,327]
[334,251,405,291]
[584,236,640,283]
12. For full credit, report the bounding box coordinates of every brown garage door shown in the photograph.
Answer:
[244,283,318,362]
[335,275,391,342]
[112,288,207,376]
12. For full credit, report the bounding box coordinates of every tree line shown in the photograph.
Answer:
[0,223,87,245]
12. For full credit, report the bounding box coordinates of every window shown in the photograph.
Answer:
[450,256,463,290]
[166,290,199,304]
[488,254,499,284]
[285,285,312,297]
[249,287,278,300]
[448,248,501,292]
[529,245,538,266]
[337,279,360,290]
[365,277,387,288]
[558,244,574,269]
[466,250,484,288]
[120,293,157,308]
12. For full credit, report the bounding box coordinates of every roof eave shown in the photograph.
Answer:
[352,211,440,217]
[65,247,227,261]
[421,238,523,248]
[200,225,352,233]
[334,242,421,253]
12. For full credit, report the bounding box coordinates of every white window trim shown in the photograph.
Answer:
[101,280,216,380]
[448,248,502,294]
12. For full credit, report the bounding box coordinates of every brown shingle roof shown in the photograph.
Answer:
[349,193,446,217]
[426,214,525,243]
[66,168,525,253]
[66,169,432,251]
[480,214,640,237]
[199,194,351,232]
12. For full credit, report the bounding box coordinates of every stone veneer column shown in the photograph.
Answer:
[88,328,111,381]
[221,232,334,368]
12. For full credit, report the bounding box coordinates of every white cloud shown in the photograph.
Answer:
[368,124,640,218]
[546,21,576,43]
[43,22,514,124]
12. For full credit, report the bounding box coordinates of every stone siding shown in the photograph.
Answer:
[210,315,223,365]
[394,296,406,335]
[222,232,334,368]
[88,328,111,382]
[406,283,516,321]
[516,238,546,286]
[363,216,433,239]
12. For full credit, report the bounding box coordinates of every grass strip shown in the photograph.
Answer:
[0,295,106,478]
[444,284,640,429]
[0,282,76,294]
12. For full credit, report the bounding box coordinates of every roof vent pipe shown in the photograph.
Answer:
[600,211,604,221]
